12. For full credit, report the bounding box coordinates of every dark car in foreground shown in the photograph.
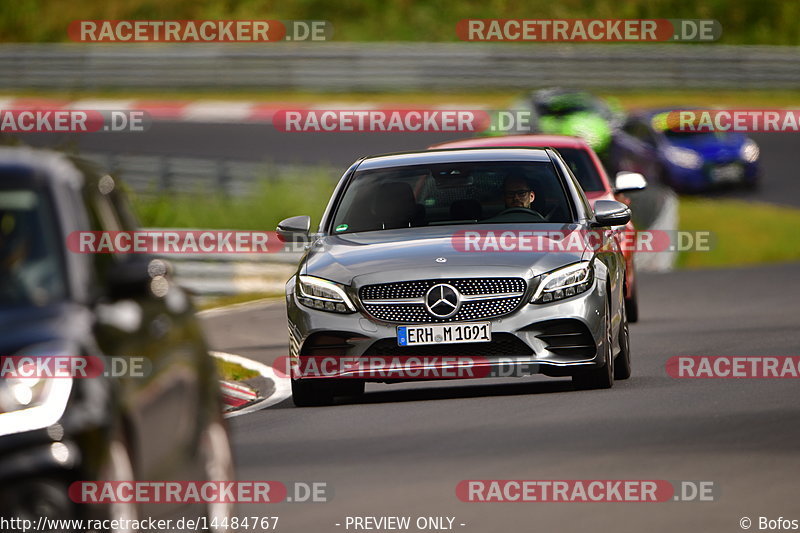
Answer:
[0,148,234,529]
[613,109,761,192]
[430,135,646,322]
[279,148,633,407]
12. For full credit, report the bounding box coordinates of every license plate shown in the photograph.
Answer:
[711,163,743,183]
[397,322,491,346]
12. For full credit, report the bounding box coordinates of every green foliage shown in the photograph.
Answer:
[130,171,336,230]
[677,198,800,268]
[2,0,799,44]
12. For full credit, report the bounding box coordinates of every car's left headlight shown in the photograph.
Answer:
[297,275,357,313]
[664,146,703,169]
[740,139,760,163]
[531,261,594,304]
[0,351,73,437]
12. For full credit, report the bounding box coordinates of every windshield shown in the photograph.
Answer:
[535,93,604,118]
[330,161,573,234]
[0,185,67,307]
[556,148,605,192]
[663,130,732,141]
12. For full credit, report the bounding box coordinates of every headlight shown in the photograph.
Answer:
[740,139,760,163]
[297,275,357,313]
[664,146,703,169]
[531,261,594,304]
[0,354,73,437]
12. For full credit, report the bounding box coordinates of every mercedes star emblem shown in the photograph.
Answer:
[424,283,461,318]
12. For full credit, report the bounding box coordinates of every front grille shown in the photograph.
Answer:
[361,278,525,299]
[360,277,526,324]
[535,320,596,358]
[364,333,533,357]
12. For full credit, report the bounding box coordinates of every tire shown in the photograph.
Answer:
[292,379,365,407]
[624,284,639,323]
[573,296,614,390]
[614,296,632,380]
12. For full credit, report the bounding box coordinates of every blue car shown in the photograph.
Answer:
[611,109,761,193]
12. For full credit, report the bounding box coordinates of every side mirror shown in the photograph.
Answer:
[614,171,647,193]
[277,215,311,241]
[107,257,170,299]
[592,200,631,227]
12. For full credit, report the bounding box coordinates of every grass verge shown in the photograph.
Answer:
[130,172,336,230]
[677,198,800,268]
[197,292,283,310]
[215,358,259,382]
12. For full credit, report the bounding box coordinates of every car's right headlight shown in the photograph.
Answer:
[740,139,760,163]
[664,146,703,169]
[296,275,357,313]
[531,261,594,304]
[0,355,73,437]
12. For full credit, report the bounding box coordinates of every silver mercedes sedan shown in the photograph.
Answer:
[278,148,632,406]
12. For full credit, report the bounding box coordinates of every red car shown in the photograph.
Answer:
[430,135,646,322]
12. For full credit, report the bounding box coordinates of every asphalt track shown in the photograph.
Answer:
[16,123,800,207]
[201,262,800,533]
[20,120,800,532]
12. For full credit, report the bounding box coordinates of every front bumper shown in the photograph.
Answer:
[666,160,760,192]
[287,276,608,382]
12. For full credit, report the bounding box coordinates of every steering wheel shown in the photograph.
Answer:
[495,207,546,221]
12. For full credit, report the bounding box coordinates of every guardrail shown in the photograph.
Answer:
[3,43,800,90]
[161,248,302,297]
[82,152,337,196]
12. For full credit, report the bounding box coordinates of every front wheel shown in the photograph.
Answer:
[614,297,632,380]
[573,297,614,390]
[624,282,639,323]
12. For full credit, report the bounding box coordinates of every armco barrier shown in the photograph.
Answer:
[2,43,800,90]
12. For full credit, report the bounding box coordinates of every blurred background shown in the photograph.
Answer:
[2,2,800,532]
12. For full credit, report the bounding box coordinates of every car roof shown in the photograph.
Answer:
[0,147,85,190]
[430,134,591,151]
[358,147,552,170]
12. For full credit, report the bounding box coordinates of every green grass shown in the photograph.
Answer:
[677,198,800,268]
[130,172,337,230]
[3,0,800,44]
[215,358,259,382]
[197,292,283,310]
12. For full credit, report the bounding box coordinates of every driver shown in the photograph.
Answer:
[503,175,535,209]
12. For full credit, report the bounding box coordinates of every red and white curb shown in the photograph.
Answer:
[0,97,488,125]
[211,350,291,419]
[220,380,258,409]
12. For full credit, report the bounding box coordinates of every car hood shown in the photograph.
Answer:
[539,113,612,151]
[0,303,93,355]
[303,224,589,286]
[665,132,747,161]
